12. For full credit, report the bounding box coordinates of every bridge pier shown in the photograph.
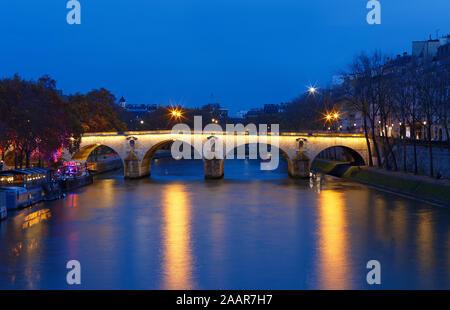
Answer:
[290,154,310,179]
[204,158,224,179]
[124,152,147,179]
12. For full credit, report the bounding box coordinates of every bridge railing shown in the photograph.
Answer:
[82,130,366,138]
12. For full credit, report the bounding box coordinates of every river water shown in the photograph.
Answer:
[0,158,449,289]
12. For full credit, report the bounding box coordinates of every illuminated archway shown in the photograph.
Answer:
[220,143,293,177]
[71,144,124,169]
[312,145,366,166]
[140,139,202,177]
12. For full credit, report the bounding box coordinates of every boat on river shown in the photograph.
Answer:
[0,168,56,210]
[0,186,34,210]
[56,161,93,191]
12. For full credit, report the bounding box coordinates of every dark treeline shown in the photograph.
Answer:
[0,75,127,168]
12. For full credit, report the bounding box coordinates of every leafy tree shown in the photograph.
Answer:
[69,88,127,132]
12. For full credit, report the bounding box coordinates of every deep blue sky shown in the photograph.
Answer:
[1,1,449,115]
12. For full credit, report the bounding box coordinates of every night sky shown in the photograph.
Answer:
[1,0,449,115]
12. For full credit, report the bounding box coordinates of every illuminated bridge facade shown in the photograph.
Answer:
[67,131,373,179]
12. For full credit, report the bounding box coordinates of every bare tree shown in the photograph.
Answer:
[416,62,441,177]
[344,51,394,168]
[435,63,450,148]
[392,64,416,172]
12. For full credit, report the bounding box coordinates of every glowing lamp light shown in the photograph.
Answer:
[170,108,183,120]
[333,113,339,119]
[326,115,332,120]
[308,87,317,94]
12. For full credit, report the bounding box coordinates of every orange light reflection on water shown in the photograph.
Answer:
[22,209,51,229]
[317,190,350,289]
[161,184,194,289]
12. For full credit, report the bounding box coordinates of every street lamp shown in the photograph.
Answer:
[169,108,183,121]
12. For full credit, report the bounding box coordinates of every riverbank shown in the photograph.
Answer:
[312,159,450,207]
[0,171,93,220]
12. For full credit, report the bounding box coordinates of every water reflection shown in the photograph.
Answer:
[416,211,435,278]
[161,184,194,289]
[22,209,51,229]
[9,239,39,257]
[317,190,350,289]
[68,193,78,208]
[0,159,449,289]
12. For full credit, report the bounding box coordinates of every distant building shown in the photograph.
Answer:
[126,104,157,113]
[336,35,450,140]
[341,110,364,133]
[118,97,158,119]
[437,39,450,64]
[118,96,126,108]
[412,39,440,59]
[412,35,450,60]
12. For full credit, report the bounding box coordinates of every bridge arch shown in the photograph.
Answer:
[219,143,293,178]
[140,139,203,177]
[71,144,123,162]
[311,145,366,166]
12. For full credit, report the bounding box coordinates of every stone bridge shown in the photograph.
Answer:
[67,130,373,179]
